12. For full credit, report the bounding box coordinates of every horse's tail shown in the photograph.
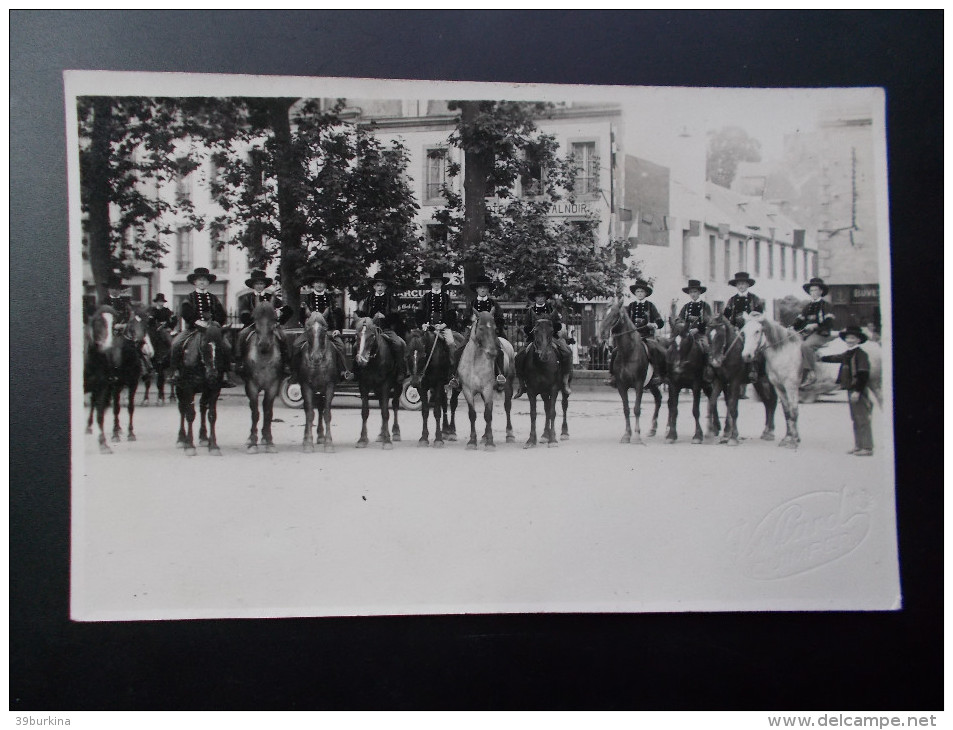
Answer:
[499,338,516,377]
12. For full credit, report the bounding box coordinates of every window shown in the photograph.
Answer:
[804,250,810,278]
[175,227,193,272]
[708,235,716,280]
[520,144,545,197]
[779,245,786,279]
[174,158,193,203]
[424,224,447,249]
[724,239,731,281]
[792,245,798,280]
[210,230,228,271]
[738,239,747,272]
[425,148,448,201]
[767,242,774,278]
[570,141,597,195]
[753,239,761,276]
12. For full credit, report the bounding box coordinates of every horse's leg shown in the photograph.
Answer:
[648,384,662,438]
[182,394,197,456]
[314,390,325,445]
[544,391,557,447]
[418,387,431,447]
[665,383,679,443]
[175,383,188,447]
[433,385,446,448]
[691,382,704,444]
[483,391,495,450]
[446,389,459,441]
[302,387,315,453]
[465,393,479,450]
[111,386,122,442]
[391,386,401,442]
[379,387,393,450]
[245,382,260,453]
[126,381,138,441]
[726,379,741,446]
[618,385,632,443]
[141,374,151,406]
[206,391,222,455]
[560,388,570,440]
[319,385,334,453]
[708,381,724,443]
[94,387,112,454]
[86,400,94,434]
[156,368,164,405]
[631,384,645,445]
[505,383,515,443]
[357,389,370,448]
[524,392,538,449]
[778,380,800,448]
[261,385,278,453]
[199,391,210,446]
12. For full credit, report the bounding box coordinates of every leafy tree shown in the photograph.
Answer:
[706,125,762,188]
[77,96,203,301]
[434,100,627,299]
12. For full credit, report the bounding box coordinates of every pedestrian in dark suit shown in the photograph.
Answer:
[147,293,175,331]
[819,325,874,456]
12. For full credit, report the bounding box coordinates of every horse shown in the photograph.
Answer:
[555,329,574,440]
[85,305,153,450]
[240,302,284,454]
[740,312,802,448]
[295,311,339,453]
[664,318,711,444]
[352,316,402,449]
[707,315,779,445]
[516,316,562,448]
[457,310,516,450]
[141,318,173,406]
[598,300,664,444]
[174,322,227,456]
[405,327,464,448]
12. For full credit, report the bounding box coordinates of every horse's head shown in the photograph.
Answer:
[532,317,555,362]
[89,306,117,354]
[252,302,278,355]
[305,309,327,348]
[353,316,380,366]
[124,306,154,359]
[667,320,702,378]
[740,312,765,362]
[708,316,731,368]
[200,322,226,383]
[599,299,624,342]
[404,328,431,387]
[470,310,499,360]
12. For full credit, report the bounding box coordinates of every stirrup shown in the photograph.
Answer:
[448,376,461,389]
[496,373,507,384]
[342,370,354,381]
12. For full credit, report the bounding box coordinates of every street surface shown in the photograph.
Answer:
[73,387,900,620]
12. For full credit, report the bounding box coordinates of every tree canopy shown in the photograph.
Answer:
[706,125,763,188]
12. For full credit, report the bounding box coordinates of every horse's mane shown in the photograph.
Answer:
[758,316,799,349]
[599,300,639,343]
[253,301,277,321]
[306,310,327,329]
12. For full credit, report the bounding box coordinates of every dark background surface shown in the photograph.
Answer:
[10,10,942,710]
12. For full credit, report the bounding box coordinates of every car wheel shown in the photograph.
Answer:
[279,377,304,409]
[399,377,423,411]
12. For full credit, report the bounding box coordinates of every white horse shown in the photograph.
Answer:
[741,313,802,448]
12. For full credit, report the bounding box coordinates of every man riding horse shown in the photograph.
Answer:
[793,277,835,387]
[722,271,765,384]
[461,274,507,392]
[605,279,666,389]
[103,273,154,377]
[355,272,409,384]
[236,269,294,377]
[676,279,714,382]
[514,283,573,397]
[299,271,353,381]
[170,267,236,388]
[415,270,461,388]
[147,293,175,332]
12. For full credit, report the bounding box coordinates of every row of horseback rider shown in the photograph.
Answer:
[98,265,835,393]
[603,272,837,389]
[101,266,574,395]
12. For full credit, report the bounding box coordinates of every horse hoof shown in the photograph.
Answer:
[98,443,113,454]
[127,433,137,442]
[632,438,645,446]
[547,441,558,448]
[184,447,197,457]
[728,439,740,447]
[691,437,703,445]
[209,447,222,456]
[665,438,677,444]
[316,436,325,445]
[324,444,335,454]
[264,444,277,454]
[485,443,496,451]
[647,429,657,438]
[560,433,569,441]
[356,441,368,449]
[111,434,121,443]
[433,440,444,449]
[86,426,93,435]
[620,436,631,444]
[375,435,384,443]
[467,441,478,450]
[246,444,259,454]
[382,442,393,450]
[447,434,457,442]
[303,442,315,453]
[761,432,776,441]
[418,439,429,447]
[524,442,536,449]
[392,434,401,442]
[506,435,516,443]
[199,438,209,447]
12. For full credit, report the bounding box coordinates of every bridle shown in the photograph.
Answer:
[356,320,382,363]
[711,322,744,362]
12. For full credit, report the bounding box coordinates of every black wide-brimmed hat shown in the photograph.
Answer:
[367,272,392,287]
[187,267,217,284]
[245,270,273,288]
[728,271,756,287]
[424,270,450,286]
[303,271,330,286]
[153,293,167,303]
[681,279,707,294]
[528,283,552,299]
[629,279,653,296]
[839,325,868,344]
[802,277,830,297]
[468,274,496,293]
[106,273,125,289]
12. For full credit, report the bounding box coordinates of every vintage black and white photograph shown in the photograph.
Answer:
[69,72,899,620]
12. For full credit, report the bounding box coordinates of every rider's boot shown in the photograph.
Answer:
[603,350,617,387]
[278,335,293,379]
[799,367,817,388]
[493,348,506,392]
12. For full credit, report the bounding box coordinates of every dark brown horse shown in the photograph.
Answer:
[240,302,284,454]
[85,305,153,451]
[406,327,463,448]
[707,315,778,445]
[665,318,710,444]
[141,318,173,406]
[598,300,664,444]
[175,322,226,456]
[353,316,402,449]
[296,311,339,453]
[516,316,561,448]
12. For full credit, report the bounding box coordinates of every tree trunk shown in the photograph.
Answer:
[86,98,114,304]
[267,98,307,324]
[460,101,491,286]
